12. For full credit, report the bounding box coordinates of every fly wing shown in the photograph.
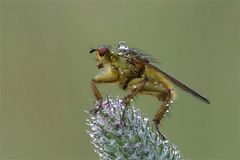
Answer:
[146,63,210,104]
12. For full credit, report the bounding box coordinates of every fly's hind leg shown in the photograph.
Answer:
[136,81,174,140]
[91,67,119,114]
[153,89,174,140]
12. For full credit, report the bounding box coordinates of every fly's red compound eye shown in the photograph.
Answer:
[98,47,108,57]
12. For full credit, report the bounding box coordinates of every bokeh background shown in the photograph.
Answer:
[1,1,239,159]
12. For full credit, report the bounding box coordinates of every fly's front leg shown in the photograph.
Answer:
[91,66,119,113]
[91,80,102,101]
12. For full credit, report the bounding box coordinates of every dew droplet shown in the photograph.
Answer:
[144,117,149,122]
[118,41,128,50]
[117,41,129,55]
[89,133,95,138]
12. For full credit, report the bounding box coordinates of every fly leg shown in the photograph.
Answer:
[134,81,174,140]
[90,67,119,114]
[120,77,147,121]
[123,77,147,105]
[153,89,173,140]
[90,80,103,114]
[91,80,102,101]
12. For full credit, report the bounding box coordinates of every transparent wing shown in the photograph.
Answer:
[147,63,210,104]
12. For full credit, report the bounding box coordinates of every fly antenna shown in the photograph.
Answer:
[90,48,97,53]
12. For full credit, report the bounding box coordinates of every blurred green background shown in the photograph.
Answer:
[1,1,239,160]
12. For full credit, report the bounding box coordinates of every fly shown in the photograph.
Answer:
[89,41,210,139]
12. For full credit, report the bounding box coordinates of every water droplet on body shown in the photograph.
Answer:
[117,41,128,55]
